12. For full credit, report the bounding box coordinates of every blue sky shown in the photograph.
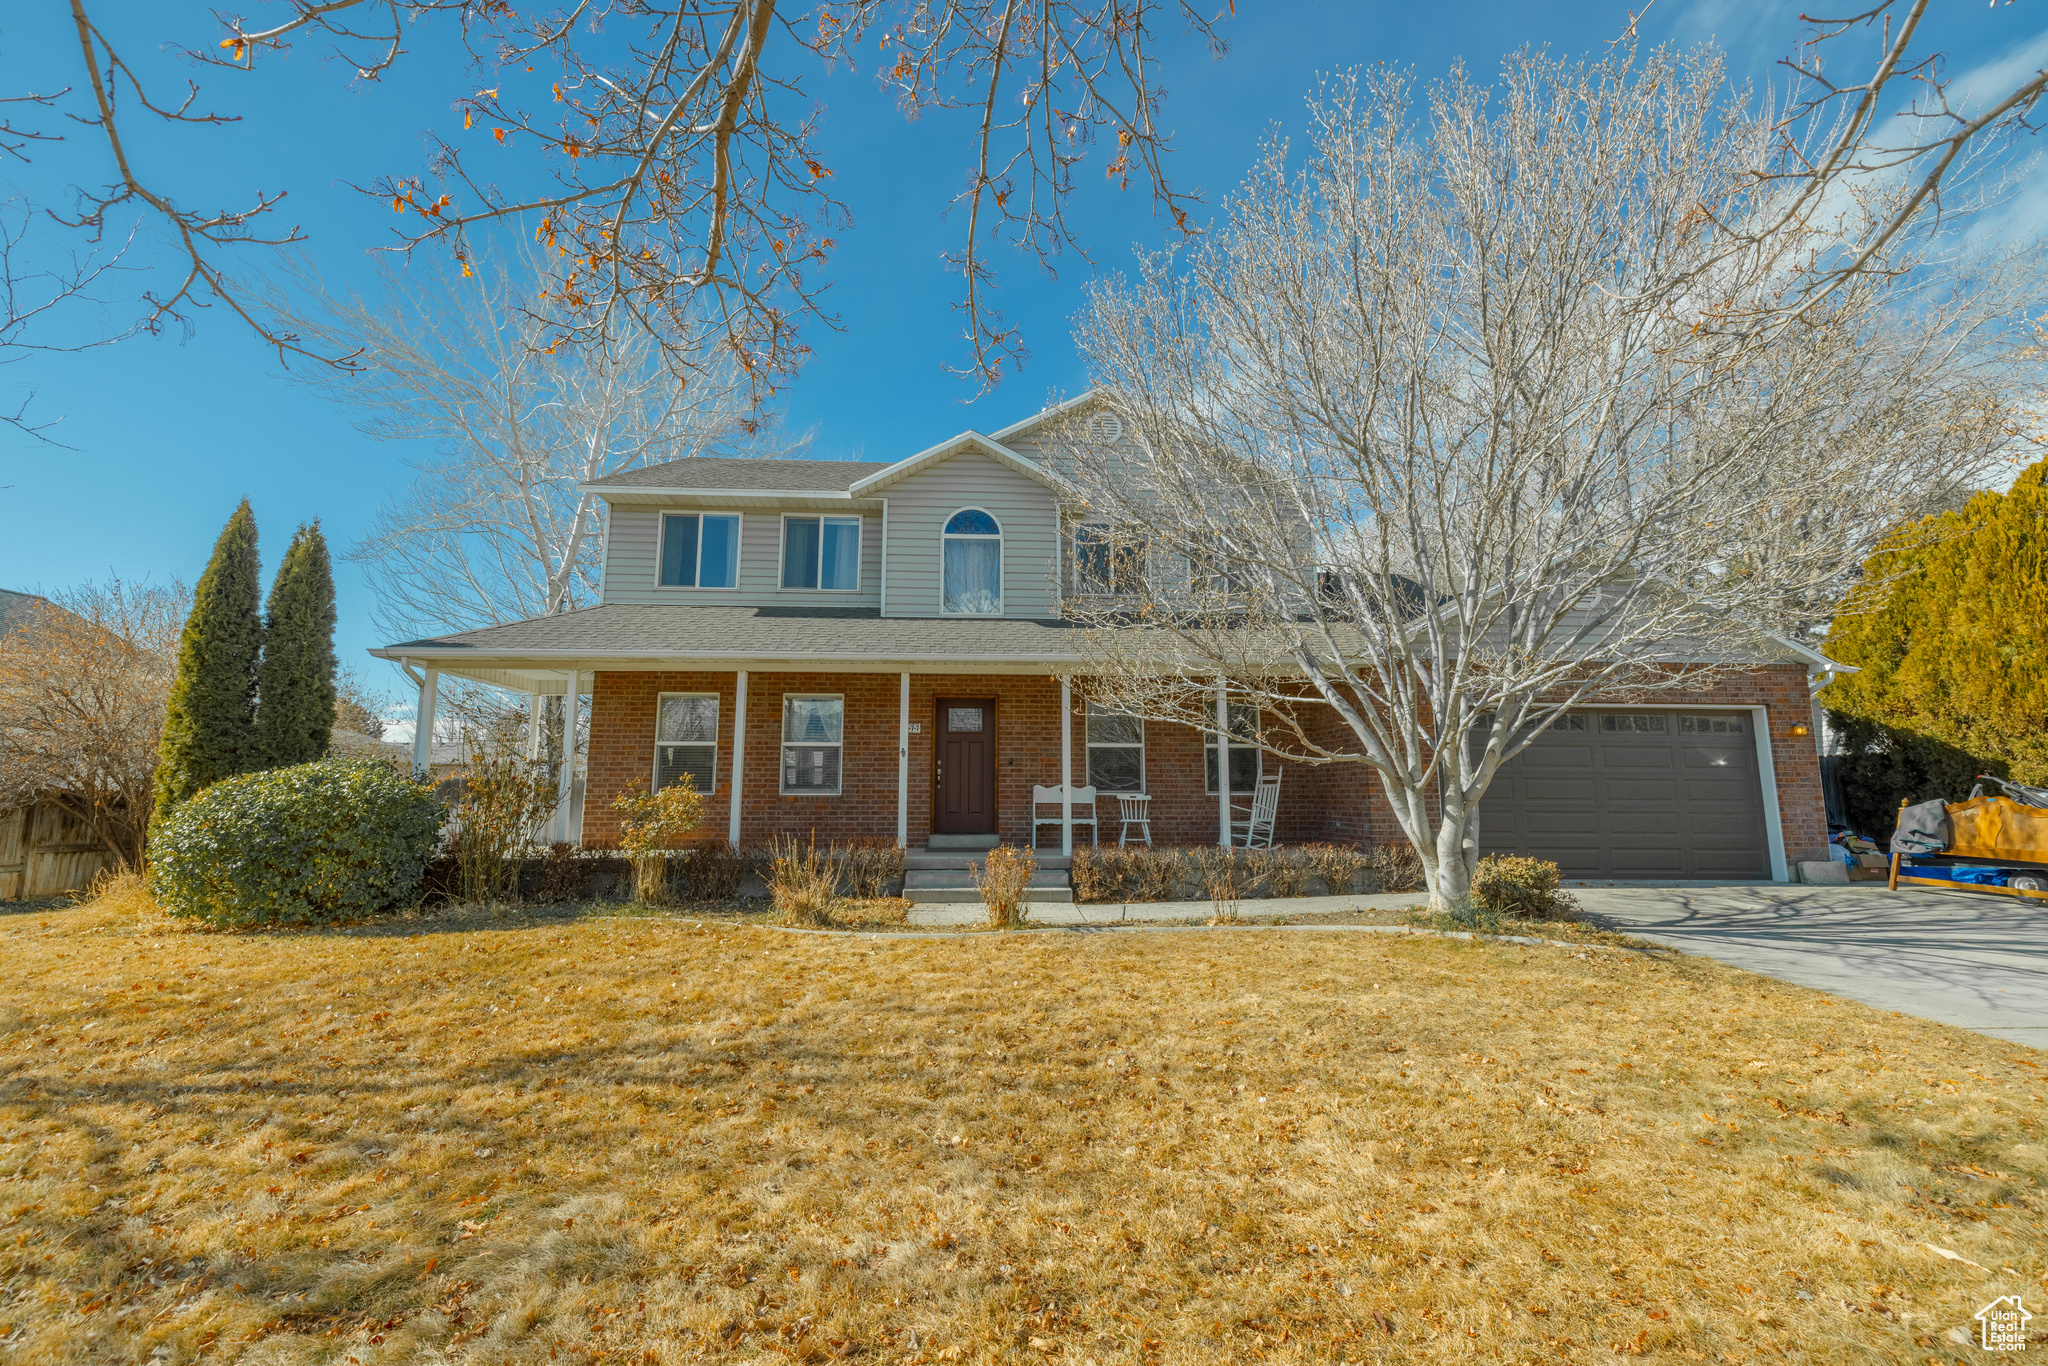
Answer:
[1,1,2040,693]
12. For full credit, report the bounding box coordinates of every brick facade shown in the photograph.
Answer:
[578,664,1828,866]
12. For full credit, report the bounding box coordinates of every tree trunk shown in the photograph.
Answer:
[1427,810,1477,920]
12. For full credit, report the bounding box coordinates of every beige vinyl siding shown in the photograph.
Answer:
[600,505,883,608]
[880,450,1061,617]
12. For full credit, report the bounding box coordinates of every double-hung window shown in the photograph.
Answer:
[659,512,741,588]
[1204,701,1261,795]
[942,509,1002,614]
[1074,523,1144,595]
[781,515,862,590]
[1084,703,1144,792]
[655,693,719,793]
[781,695,843,795]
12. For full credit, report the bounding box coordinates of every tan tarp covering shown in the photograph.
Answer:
[1945,796,2048,864]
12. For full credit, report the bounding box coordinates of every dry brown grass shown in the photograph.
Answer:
[3,878,2044,1366]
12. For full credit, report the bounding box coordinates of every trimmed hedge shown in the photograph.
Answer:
[150,758,446,927]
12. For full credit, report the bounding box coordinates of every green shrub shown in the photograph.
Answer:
[150,758,446,927]
[1470,855,1580,922]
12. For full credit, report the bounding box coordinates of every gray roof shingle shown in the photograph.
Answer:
[586,457,893,493]
[375,605,1083,662]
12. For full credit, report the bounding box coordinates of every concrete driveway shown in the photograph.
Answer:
[1573,882,2047,1049]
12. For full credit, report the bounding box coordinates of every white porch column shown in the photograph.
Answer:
[526,692,543,761]
[556,670,580,844]
[897,672,910,850]
[411,664,439,778]
[1216,677,1232,848]
[1060,677,1073,857]
[728,670,748,848]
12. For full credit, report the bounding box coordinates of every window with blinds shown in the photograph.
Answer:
[781,694,843,795]
[1085,703,1145,792]
[1204,701,1261,795]
[655,693,719,793]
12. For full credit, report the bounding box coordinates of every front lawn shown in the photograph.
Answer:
[2,887,2042,1364]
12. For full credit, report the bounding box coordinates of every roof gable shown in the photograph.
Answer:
[848,431,1069,497]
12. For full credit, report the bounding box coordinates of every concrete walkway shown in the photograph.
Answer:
[912,883,2047,1049]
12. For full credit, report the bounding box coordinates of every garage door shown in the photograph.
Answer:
[1476,710,1771,879]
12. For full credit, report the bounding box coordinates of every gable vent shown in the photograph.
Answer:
[1087,411,1123,443]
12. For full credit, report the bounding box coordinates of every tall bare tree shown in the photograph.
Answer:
[10,1,1229,404]
[1054,48,2035,914]
[1687,0,2048,325]
[0,578,189,870]
[266,252,778,642]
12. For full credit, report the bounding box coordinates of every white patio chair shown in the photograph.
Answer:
[1114,792,1153,846]
[1031,784,1098,848]
[1229,772,1282,849]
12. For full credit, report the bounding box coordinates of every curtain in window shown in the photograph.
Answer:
[944,538,1001,614]
[821,519,860,590]
[782,519,819,588]
[660,515,699,586]
[699,515,740,588]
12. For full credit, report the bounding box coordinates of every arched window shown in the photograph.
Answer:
[942,508,1002,615]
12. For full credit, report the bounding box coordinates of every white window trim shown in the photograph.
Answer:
[1204,703,1263,796]
[779,692,845,797]
[653,691,720,795]
[1072,521,1141,597]
[776,513,864,593]
[656,510,745,590]
[1084,704,1146,794]
[939,506,1003,617]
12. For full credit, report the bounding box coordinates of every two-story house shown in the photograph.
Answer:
[372,395,1835,879]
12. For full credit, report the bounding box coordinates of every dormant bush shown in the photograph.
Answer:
[1471,856,1582,922]
[769,835,840,927]
[680,841,753,901]
[149,758,444,927]
[452,739,557,905]
[611,778,705,905]
[974,846,1037,929]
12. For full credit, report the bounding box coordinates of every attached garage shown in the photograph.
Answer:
[1477,709,1776,879]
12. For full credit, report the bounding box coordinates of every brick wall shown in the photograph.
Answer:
[579,664,1828,866]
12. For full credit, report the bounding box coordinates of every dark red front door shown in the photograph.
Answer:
[934,698,998,835]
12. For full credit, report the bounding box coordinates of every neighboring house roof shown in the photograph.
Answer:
[0,588,55,636]
[585,456,893,495]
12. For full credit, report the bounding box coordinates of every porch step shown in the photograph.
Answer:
[902,868,1074,904]
[926,833,999,851]
[907,851,1070,871]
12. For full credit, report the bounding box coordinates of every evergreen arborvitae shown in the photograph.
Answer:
[152,500,263,832]
[257,520,339,767]
[1821,459,2048,832]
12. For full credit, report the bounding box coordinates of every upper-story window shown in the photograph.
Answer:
[942,509,1002,615]
[1074,523,1144,595]
[660,512,741,588]
[781,515,862,591]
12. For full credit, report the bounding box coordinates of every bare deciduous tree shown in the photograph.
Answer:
[1054,48,2034,915]
[14,1,1229,401]
[1682,0,2047,324]
[0,578,189,870]
[264,253,780,643]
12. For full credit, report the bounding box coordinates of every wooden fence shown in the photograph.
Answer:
[0,801,116,901]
